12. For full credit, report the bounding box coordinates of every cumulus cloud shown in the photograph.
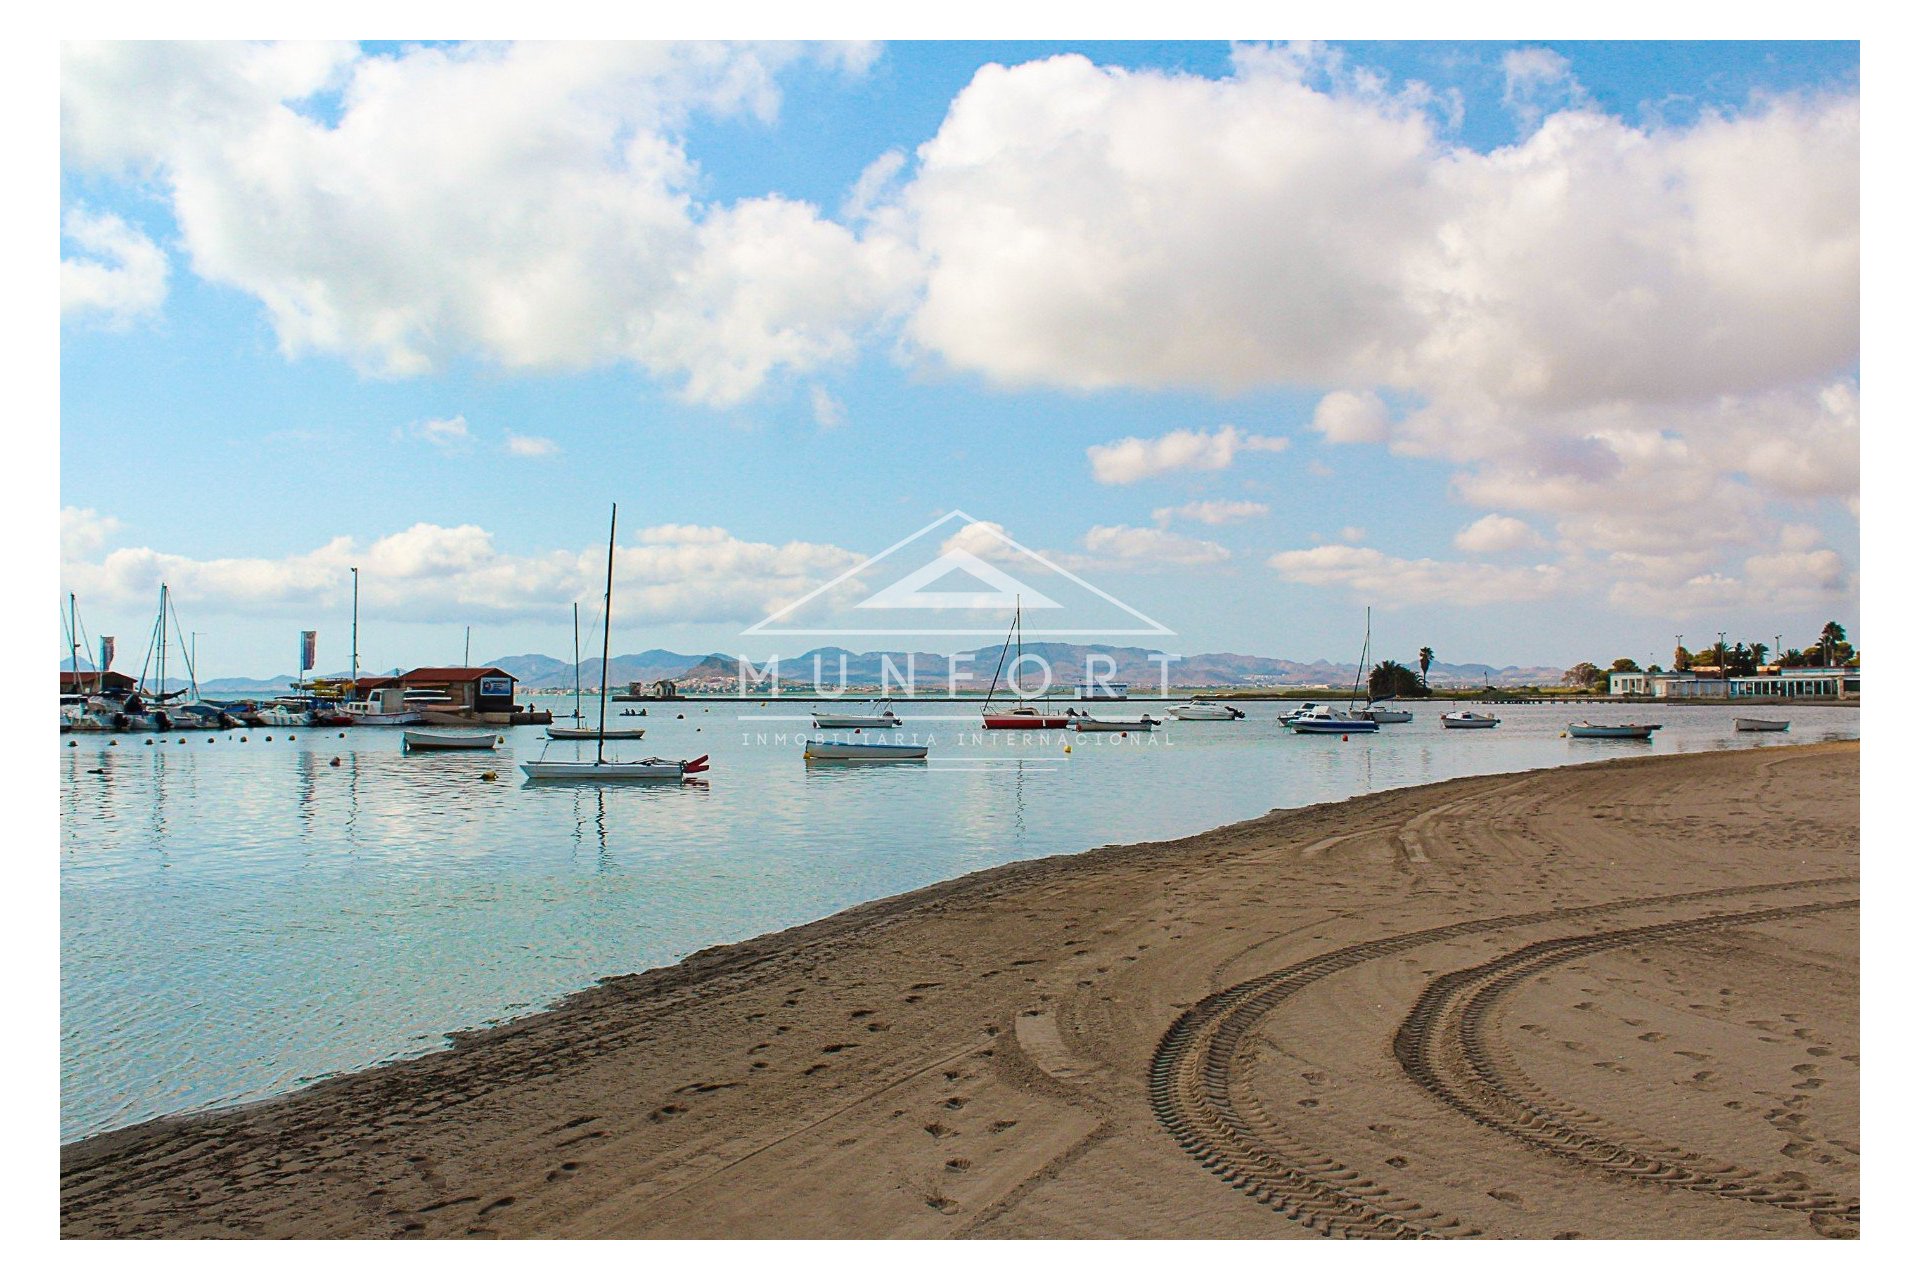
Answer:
[399,415,472,452]
[1453,513,1546,554]
[60,512,867,627]
[1081,524,1231,567]
[61,208,169,324]
[1152,499,1269,526]
[1311,390,1389,444]
[1088,425,1287,485]
[1501,47,1587,129]
[504,433,558,457]
[810,385,845,429]
[61,41,914,404]
[1268,543,1566,606]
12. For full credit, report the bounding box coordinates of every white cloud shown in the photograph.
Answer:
[1337,526,1367,544]
[1311,390,1389,444]
[400,415,472,452]
[1268,543,1566,606]
[60,513,866,627]
[810,385,845,429]
[61,208,169,325]
[1152,499,1269,526]
[1087,425,1287,485]
[1081,524,1230,567]
[61,41,913,405]
[62,507,124,561]
[1501,47,1586,129]
[938,520,1025,563]
[1452,513,1545,554]
[505,433,558,458]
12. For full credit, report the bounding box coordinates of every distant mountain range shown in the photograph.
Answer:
[182,647,1565,693]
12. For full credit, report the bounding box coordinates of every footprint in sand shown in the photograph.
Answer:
[989,1120,1018,1134]
[924,1121,955,1138]
[945,1158,971,1171]
[545,1161,581,1183]
[1638,1032,1667,1043]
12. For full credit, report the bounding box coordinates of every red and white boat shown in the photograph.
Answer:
[979,597,1080,729]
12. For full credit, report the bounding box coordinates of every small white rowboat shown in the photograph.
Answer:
[402,728,501,751]
[521,754,709,781]
[547,725,647,740]
[1734,717,1791,733]
[1071,715,1162,732]
[1567,721,1660,740]
[802,740,928,761]
[812,710,903,729]
[1441,711,1501,729]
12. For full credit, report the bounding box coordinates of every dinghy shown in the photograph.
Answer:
[812,702,903,729]
[1441,711,1501,729]
[1071,714,1163,732]
[403,727,501,751]
[1734,717,1791,732]
[1166,702,1245,720]
[1567,721,1660,740]
[1360,704,1414,724]
[547,725,647,740]
[802,740,928,762]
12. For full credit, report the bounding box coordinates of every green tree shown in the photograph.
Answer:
[1417,646,1434,688]
[1562,662,1604,691]
[1368,659,1422,700]
[1609,657,1641,672]
[1673,645,1692,672]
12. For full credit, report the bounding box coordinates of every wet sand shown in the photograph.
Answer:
[61,742,1859,1239]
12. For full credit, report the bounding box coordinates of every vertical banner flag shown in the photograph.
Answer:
[301,630,317,671]
[100,636,115,671]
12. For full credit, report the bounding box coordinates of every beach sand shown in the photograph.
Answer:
[60,742,1859,1239]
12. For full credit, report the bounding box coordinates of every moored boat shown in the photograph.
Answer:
[812,701,902,729]
[980,598,1080,728]
[547,725,647,740]
[1165,702,1245,720]
[1360,704,1414,724]
[1071,714,1162,732]
[1278,701,1326,725]
[1567,721,1660,740]
[523,755,708,781]
[403,727,501,751]
[346,686,425,726]
[1288,705,1379,734]
[802,739,929,761]
[1734,717,1791,733]
[1442,711,1501,729]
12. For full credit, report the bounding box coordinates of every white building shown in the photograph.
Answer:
[1609,667,1857,699]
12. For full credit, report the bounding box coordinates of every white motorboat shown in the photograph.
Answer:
[347,686,425,726]
[1442,711,1501,729]
[802,739,928,761]
[257,701,309,727]
[404,727,502,751]
[520,504,712,785]
[1360,704,1414,724]
[548,724,647,740]
[1071,714,1162,732]
[523,755,708,781]
[1567,721,1659,740]
[1278,701,1327,725]
[1288,705,1379,734]
[1165,702,1245,720]
[1734,717,1791,733]
[812,702,902,729]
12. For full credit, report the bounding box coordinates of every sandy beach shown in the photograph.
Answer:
[60,742,1859,1240]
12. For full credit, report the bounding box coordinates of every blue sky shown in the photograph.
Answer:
[59,39,1860,678]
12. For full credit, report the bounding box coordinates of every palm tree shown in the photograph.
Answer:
[1369,659,1419,700]
[1417,646,1434,689]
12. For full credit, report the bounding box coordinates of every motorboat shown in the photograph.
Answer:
[812,701,903,729]
[1287,705,1379,734]
[1442,711,1501,729]
[346,686,425,726]
[257,701,309,727]
[1071,714,1163,732]
[548,724,647,740]
[1359,704,1414,724]
[404,727,502,751]
[1567,721,1660,740]
[1734,717,1791,733]
[1165,702,1245,720]
[523,754,709,781]
[1278,701,1326,725]
[802,739,929,762]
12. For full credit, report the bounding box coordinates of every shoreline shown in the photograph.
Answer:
[62,742,1859,1239]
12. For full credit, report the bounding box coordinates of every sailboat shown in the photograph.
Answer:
[548,600,646,740]
[981,597,1078,729]
[522,504,708,782]
[1288,609,1378,734]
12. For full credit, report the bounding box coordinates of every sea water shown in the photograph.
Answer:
[59,697,1859,1141]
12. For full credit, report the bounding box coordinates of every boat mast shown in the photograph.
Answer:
[1351,606,1370,709]
[573,601,582,722]
[157,584,168,701]
[596,505,617,765]
[350,566,360,693]
[68,594,79,695]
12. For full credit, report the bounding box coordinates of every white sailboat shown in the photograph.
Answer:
[522,504,709,783]
[1288,611,1381,734]
[812,701,902,729]
[548,601,646,739]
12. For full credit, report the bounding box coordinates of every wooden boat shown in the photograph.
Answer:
[812,702,902,729]
[1166,702,1245,720]
[403,727,501,751]
[519,504,710,785]
[547,725,647,740]
[1071,714,1163,732]
[1567,721,1660,740]
[980,598,1078,728]
[802,739,928,761]
[1441,711,1501,729]
[1734,717,1791,732]
[1288,705,1378,734]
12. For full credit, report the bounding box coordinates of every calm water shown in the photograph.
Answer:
[60,697,1858,1141]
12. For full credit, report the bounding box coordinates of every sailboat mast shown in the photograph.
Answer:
[68,594,79,693]
[597,504,617,766]
[157,584,168,700]
[572,601,582,722]
[350,566,360,691]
